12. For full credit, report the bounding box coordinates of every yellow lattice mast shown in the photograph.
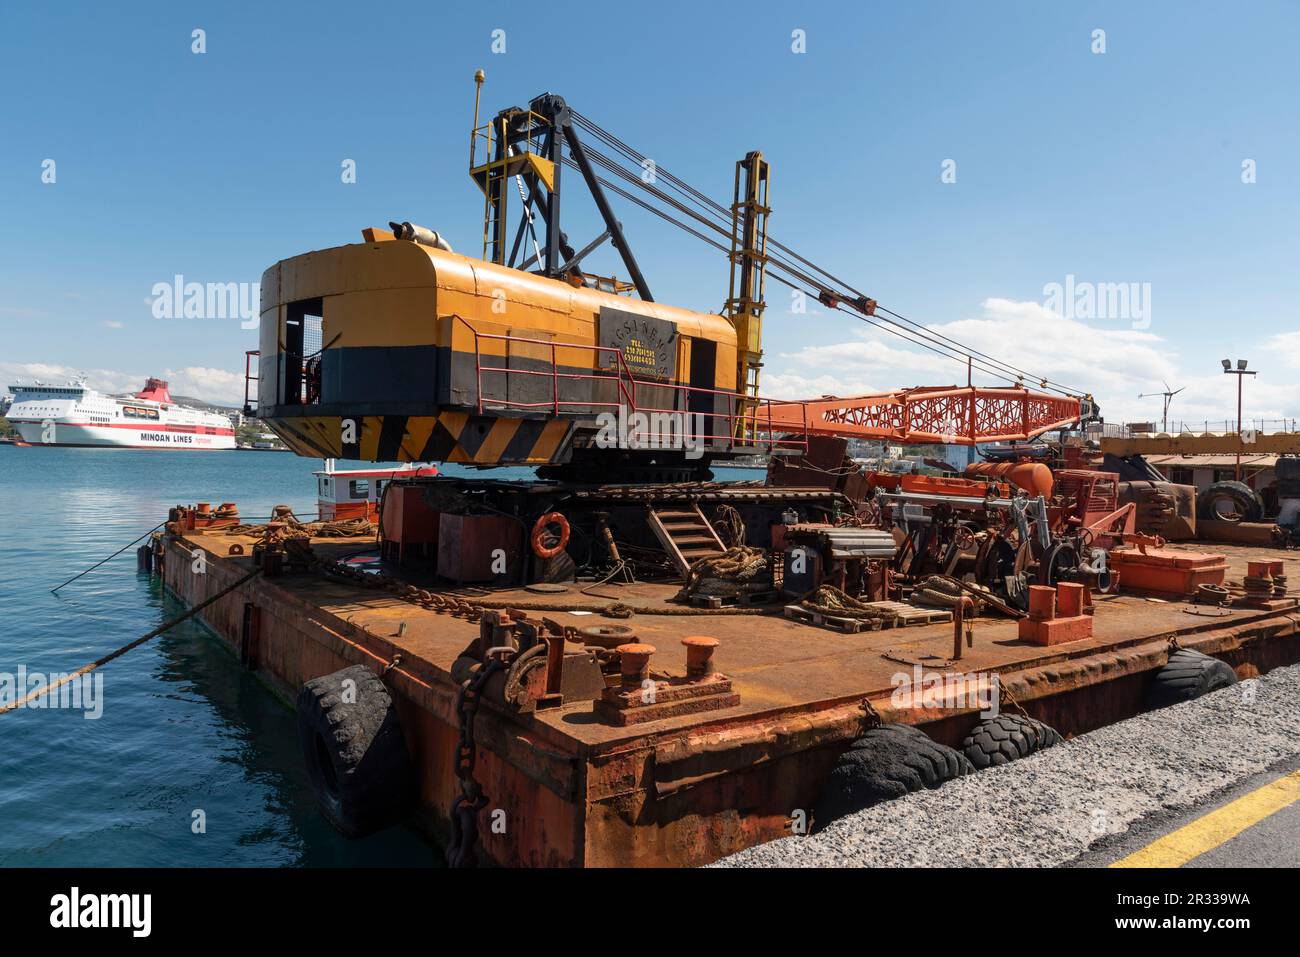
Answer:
[725,151,770,441]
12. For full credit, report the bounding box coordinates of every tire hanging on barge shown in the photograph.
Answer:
[812,723,973,831]
[961,713,1063,770]
[1145,648,1238,710]
[296,664,416,838]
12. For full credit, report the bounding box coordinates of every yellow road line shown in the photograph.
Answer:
[1111,769,1300,868]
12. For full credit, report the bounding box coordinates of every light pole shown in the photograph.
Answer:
[1222,359,1257,482]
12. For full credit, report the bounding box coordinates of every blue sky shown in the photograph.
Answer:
[2,1,1298,428]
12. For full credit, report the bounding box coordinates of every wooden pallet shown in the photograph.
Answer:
[870,600,953,626]
[690,589,779,609]
[783,604,885,633]
[785,598,955,634]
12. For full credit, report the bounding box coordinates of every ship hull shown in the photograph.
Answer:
[9,420,235,450]
[6,377,237,450]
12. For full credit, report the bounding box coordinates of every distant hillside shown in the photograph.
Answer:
[174,394,239,412]
[109,392,238,412]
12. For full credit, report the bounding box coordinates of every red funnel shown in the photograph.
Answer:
[135,378,172,404]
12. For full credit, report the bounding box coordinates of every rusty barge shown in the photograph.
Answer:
[146,79,1300,866]
[151,494,1300,867]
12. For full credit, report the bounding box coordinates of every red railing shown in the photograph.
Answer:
[453,316,809,454]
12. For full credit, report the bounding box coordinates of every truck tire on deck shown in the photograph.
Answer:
[961,714,1063,770]
[813,724,973,831]
[1196,480,1263,523]
[1146,648,1238,710]
[296,664,415,838]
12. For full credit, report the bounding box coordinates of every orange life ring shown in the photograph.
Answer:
[531,512,570,559]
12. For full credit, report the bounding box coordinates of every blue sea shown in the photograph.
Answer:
[0,446,761,866]
[0,448,462,867]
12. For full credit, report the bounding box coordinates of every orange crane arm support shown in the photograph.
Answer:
[763,385,1081,446]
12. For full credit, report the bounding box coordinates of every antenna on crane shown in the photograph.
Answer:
[1138,380,1184,432]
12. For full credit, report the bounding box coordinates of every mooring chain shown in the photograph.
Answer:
[315,558,774,620]
[446,655,504,868]
[996,674,1031,719]
[318,558,489,621]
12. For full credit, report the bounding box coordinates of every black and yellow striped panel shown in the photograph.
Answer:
[270,413,573,465]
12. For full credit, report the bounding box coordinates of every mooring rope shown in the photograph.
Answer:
[5,567,261,716]
[49,520,168,593]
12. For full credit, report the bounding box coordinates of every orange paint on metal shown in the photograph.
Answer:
[965,461,1054,497]
[682,635,720,678]
[763,385,1081,446]
[1027,585,1057,620]
[1111,546,1230,596]
[1057,581,1085,618]
[1020,582,1093,645]
[869,472,1012,498]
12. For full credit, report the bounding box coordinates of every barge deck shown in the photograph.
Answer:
[162,528,1300,867]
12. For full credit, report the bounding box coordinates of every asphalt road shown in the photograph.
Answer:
[716,662,1300,868]
[1075,755,1300,867]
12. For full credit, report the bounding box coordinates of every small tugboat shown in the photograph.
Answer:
[314,458,438,521]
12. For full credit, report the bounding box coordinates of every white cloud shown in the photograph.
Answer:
[102,320,125,330]
[0,361,244,406]
[1263,331,1300,370]
[164,366,245,404]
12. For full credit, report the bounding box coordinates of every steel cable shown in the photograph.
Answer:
[562,111,1088,401]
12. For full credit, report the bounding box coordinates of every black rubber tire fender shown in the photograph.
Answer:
[961,713,1063,770]
[1145,648,1238,710]
[812,723,973,831]
[296,664,415,838]
[1196,480,1263,523]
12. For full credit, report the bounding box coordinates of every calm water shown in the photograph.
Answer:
[0,447,763,866]
[0,447,467,867]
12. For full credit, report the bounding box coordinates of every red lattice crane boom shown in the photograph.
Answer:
[763,385,1081,446]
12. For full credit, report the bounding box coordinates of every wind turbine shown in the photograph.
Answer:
[1138,381,1184,432]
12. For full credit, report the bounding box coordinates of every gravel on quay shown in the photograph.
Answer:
[714,662,1300,867]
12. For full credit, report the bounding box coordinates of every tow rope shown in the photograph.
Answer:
[49,520,167,593]
[5,567,262,717]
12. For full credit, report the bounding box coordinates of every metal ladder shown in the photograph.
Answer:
[646,504,726,577]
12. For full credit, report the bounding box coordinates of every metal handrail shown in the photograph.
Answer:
[449,315,808,453]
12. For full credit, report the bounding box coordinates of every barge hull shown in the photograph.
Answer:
[162,532,1300,867]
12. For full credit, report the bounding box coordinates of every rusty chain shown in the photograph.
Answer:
[315,558,779,619]
[446,653,505,868]
[995,673,1031,719]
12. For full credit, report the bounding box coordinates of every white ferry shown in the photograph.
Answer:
[5,377,236,450]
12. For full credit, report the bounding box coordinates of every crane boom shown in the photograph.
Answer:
[763,386,1082,446]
